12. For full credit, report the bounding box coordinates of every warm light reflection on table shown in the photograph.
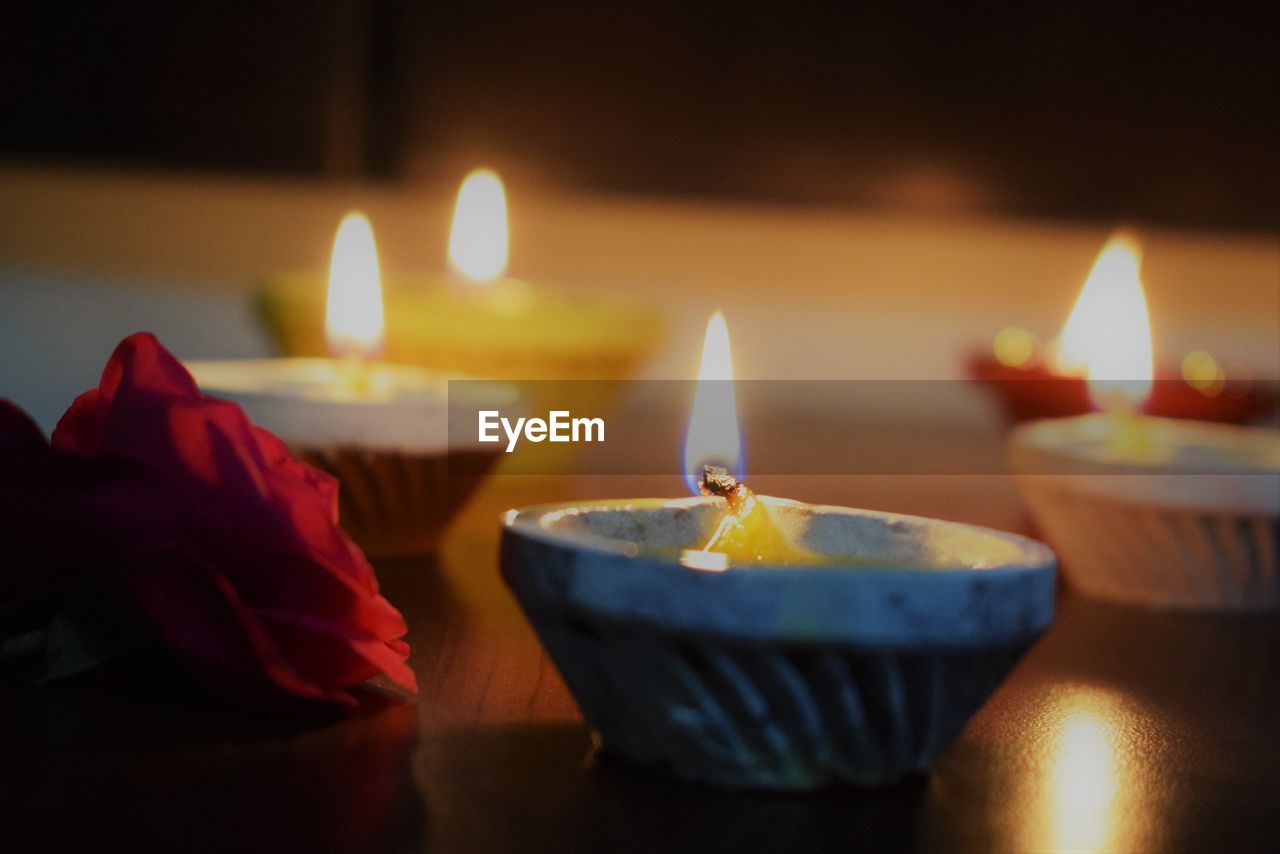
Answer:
[1028,686,1141,853]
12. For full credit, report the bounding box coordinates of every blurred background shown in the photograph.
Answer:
[0,2,1276,531]
[3,1,1278,228]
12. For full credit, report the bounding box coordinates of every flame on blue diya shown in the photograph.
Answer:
[682,312,742,495]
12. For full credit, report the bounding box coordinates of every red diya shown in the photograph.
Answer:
[969,234,1278,426]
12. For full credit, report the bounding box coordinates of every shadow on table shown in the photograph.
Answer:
[1,656,426,854]
[418,722,926,854]
[581,754,928,853]
[2,688,424,852]
[1034,591,1280,713]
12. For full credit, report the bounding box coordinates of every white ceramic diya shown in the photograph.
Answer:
[500,495,1057,790]
[998,232,1279,609]
[186,211,516,557]
[187,357,514,558]
[1011,413,1280,610]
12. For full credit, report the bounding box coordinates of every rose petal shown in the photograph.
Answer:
[122,544,357,705]
[254,608,417,694]
[42,333,416,705]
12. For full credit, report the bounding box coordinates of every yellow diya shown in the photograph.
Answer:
[256,170,663,382]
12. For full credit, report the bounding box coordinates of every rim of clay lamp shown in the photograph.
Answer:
[501,496,1057,648]
[1009,413,1280,513]
[186,357,517,452]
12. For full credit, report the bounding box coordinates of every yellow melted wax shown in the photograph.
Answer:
[691,482,827,567]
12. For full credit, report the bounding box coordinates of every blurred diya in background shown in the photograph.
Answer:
[969,233,1277,425]
[257,168,663,381]
[501,311,1057,790]
[1007,237,1280,610]
[190,212,512,558]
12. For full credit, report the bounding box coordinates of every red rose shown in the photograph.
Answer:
[3,333,414,704]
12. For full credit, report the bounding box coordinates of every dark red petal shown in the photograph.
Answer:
[0,399,49,455]
[254,608,417,694]
[102,332,203,399]
[51,389,103,454]
[121,545,357,705]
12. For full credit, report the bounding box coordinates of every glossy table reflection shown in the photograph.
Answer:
[3,476,1278,853]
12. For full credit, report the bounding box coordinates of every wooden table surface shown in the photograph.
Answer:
[3,474,1279,853]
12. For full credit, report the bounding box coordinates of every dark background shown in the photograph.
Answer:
[2,1,1277,230]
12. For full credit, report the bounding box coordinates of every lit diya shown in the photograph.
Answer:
[501,312,1057,790]
[970,233,1277,425]
[1008,250,1280,610]
[189,212,513,558]
[257,169,663,382]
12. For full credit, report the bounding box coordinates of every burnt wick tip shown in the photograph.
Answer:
[699,465,740,498]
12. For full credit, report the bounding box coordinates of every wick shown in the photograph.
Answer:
[698,465,756,552]
[335,355,373,399]
[698,464,741,497]
[1104,407,1150,458]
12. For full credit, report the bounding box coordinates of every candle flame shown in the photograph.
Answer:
[325,211,385,359]
[1053,233,1153,412]
[448,168,509,283]
[683,311,742,494]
